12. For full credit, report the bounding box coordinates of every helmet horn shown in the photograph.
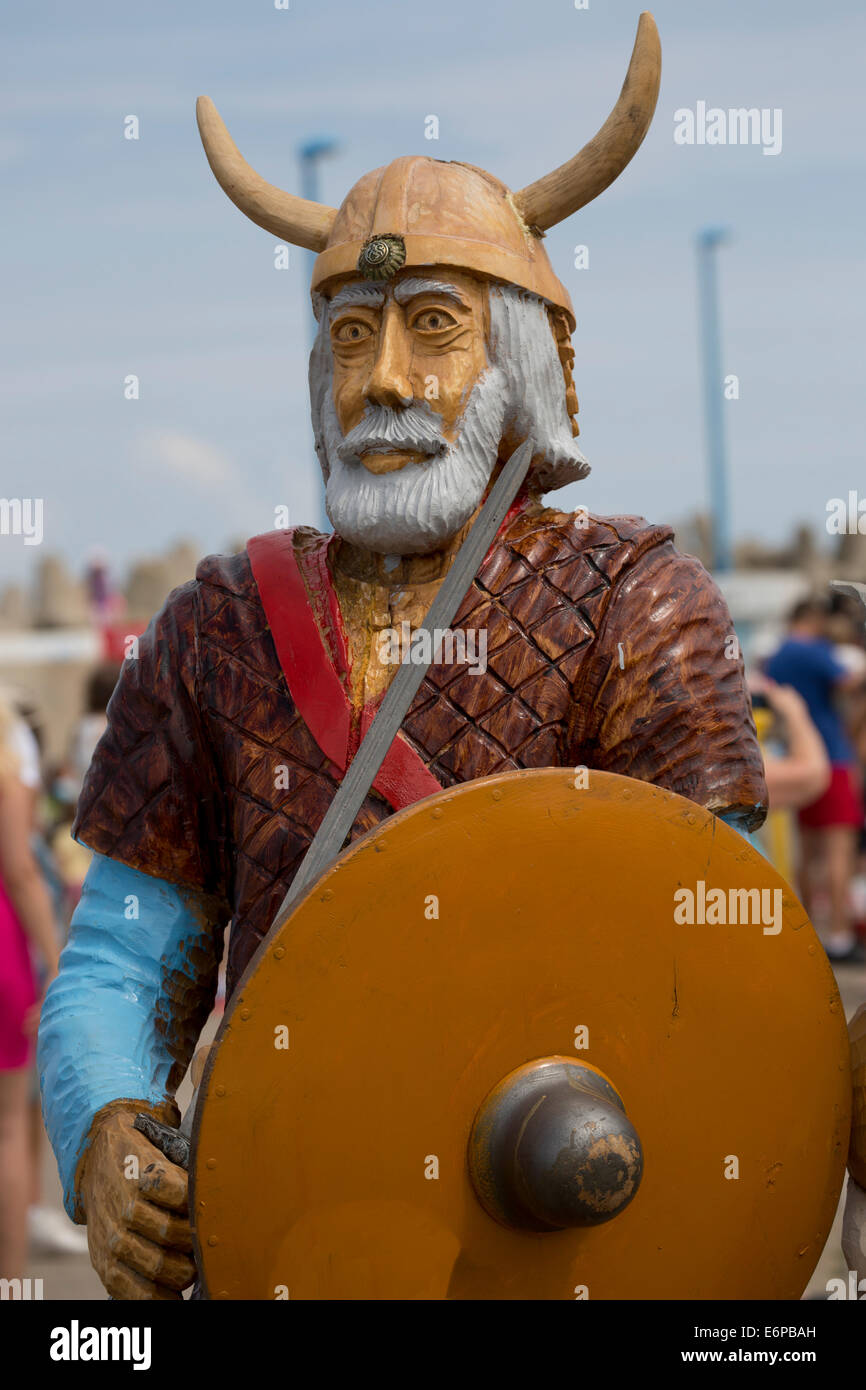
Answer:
[195,95,338,251]
[514,12,661,232]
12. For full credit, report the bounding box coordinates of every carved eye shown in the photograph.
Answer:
[412,308,457,333]
[334,320,373,343]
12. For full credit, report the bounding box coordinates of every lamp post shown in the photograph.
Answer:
[299,139,339,532]
[696,227,732,573]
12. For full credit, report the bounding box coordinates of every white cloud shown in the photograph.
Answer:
[139,430,237,488]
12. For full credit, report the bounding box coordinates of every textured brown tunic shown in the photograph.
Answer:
[74,504,767,1000]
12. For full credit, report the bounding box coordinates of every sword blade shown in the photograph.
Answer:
[269,437,534,931]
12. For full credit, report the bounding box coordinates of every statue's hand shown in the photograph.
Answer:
[842,1175,866,1287]
[80,1108,196,1300]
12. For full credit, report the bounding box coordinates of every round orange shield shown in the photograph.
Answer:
[190,769,850,1299]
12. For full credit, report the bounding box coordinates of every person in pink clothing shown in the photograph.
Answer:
[0,879,38,1070]
[0,699,60,1279]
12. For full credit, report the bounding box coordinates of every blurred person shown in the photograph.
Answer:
[0,699,61,1278]
[827,599,866,937]
[850,683,866,776]
[0,689,41,820]
[40,663,122,923]
[766,597,866,963]
[5,704,89,1256]
[70,663,120,796]
[46,799,91,921]
[0,697,85,1255]
[827,589,866,668]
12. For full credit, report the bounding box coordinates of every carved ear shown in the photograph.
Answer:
[196,96,338,251]
[513,13,661,232]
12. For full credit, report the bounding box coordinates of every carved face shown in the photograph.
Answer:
[312,277,590,557]
[327,269,490,475]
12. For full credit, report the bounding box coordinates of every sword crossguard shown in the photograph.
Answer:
[134,1111,190,1171]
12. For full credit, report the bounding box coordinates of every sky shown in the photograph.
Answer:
[1,0,864,588]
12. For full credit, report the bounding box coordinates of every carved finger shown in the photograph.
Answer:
[138,1156,188,1213]
[128,1197,194,1252]
[104,1260,183,1301]
[110,1228,196,1290]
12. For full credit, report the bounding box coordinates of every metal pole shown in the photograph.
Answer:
[696,227,732,573]
[299,138,339,533]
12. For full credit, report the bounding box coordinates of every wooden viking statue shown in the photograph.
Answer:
[37,14,862,1300]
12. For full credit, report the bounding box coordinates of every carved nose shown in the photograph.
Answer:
[363,302,413,409]
[467,1057,644,1230]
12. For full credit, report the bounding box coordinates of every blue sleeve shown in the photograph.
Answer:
[719,810,769,859]
[717,807,765,836]
[37,853,222,1220]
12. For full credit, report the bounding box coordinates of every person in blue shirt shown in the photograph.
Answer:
[766,597,865,963]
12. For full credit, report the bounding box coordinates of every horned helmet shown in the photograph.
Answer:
[196,13,661,443]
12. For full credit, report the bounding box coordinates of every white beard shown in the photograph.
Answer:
[322,367,508,555]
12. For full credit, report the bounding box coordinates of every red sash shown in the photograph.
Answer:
[247,529,442,813]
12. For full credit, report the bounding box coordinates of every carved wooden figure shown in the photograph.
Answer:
[37,14,856,1300]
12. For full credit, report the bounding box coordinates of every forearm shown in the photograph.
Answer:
[783,704,829,778]
[764,758,829,811]
[760,698,830,810]
[38,852,223,1220]
[4,860,60,973]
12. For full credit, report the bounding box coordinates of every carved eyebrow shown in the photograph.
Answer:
[393,277,470,309]
[327,276,470,322]
[328,283,385,317]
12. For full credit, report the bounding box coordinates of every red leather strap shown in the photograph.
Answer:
[247,529,441,811]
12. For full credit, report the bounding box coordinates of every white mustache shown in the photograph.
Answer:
[336,404,447,464]
[324,366,508,555]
